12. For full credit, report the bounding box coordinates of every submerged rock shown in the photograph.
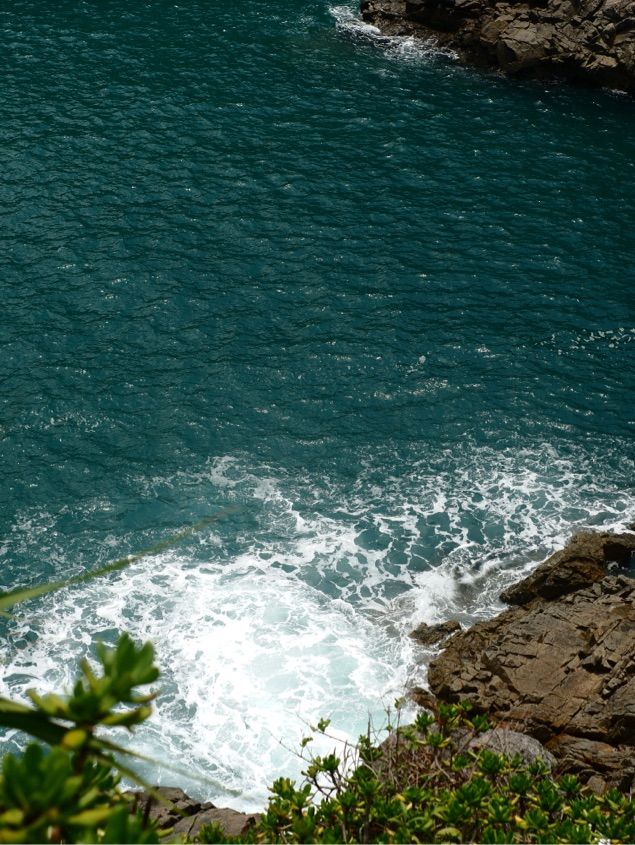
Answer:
[360,0,635,92]
[425,531,635,788]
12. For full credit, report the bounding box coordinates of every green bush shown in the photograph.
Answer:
[1,554,632,845]
[197,702,635,844]
[0,634,160,843]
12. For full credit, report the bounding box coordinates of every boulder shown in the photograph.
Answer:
[125,787,260,841]
[467,728,557,769]
[171,807,261,840]
[500,531,635,604]
[407,685,439,709]
[123,787,206,828]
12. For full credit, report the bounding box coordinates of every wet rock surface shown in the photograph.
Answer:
[410,619,462,646]
[425,531,635,789]
[361,0,635,92]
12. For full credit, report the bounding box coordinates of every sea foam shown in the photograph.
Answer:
[1,443,633,808]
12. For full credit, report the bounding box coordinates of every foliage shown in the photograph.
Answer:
[197,702,635,844]
[1,639,633,845]
[0,634,160,843]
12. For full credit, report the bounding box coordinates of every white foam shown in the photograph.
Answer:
[329,4,383,39]
[543,326,635,353]
[2,549,409,811]
[329,3,458,62]
[2,441,633,809]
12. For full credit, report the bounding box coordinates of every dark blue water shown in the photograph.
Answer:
[1,0,634,808]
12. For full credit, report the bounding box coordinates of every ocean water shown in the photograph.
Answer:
[1,0,634,810]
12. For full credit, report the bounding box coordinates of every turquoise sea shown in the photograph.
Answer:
[1,0,634,809]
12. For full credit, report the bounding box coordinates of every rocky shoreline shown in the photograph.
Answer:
[411,530,635,793]
[134,529,635,837]
[360,0,635,92]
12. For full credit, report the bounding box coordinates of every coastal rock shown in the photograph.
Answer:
[500,531,635,604]
[546,734,634,790]
[123,787,206,828]
[426,531,635,786]
[171,807,261,840]
[360,0,635,91]
[407,685,440,709]
[125,787,260,840]
[410,619,462,646]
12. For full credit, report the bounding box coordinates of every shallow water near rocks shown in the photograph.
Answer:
[1,0,634,810]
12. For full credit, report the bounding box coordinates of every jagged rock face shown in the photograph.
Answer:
[500,531,635,604]
[360,0,635,92]
[426,532,635,789]
[123,787,207,829]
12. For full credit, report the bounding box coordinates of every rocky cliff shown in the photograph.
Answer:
[415,531,635,792]
[361,0,635,92]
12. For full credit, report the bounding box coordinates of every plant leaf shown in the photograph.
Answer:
[0,507,238,613]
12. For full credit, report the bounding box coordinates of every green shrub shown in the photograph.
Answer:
[1,637,633,844]
[0,634,160,843]
[197,702,634,844]
[1,543,632,845]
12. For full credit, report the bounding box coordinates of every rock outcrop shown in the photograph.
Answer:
[409,619,462,646]
[423,531,635,791]
[124,787,260,841]
[360,0,635,92]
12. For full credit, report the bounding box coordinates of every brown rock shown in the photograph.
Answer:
[409,619,461,646]
[546,734,635,789]
[586,774,608,795]
[124,787,205,828]
[500,531,635,604]
[361,0,635,91]
[425,532,635,787]
[127,787,262,842]
[171,807,261,840]
[408,685,439,710]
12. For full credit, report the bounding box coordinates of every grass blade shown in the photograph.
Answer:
[0,507,239,613]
